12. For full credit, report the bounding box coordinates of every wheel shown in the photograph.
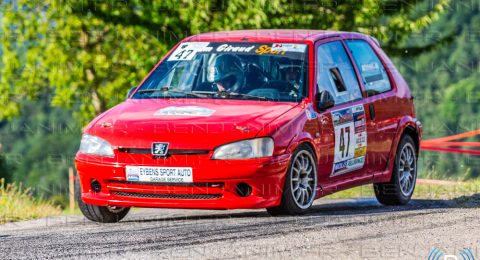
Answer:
[75,180,130,223]
[267,144,317,216]
[374,135,417,205]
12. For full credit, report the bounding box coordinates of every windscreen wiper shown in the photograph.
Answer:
[222,91,270,100]
[137,87,209,98]
[193,90,270,100]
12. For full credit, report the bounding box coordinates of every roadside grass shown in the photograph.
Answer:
[327,180,480,206]
[0,178,62,224]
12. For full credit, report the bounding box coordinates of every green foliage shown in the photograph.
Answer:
[440,75,480,129]
[1,1,163,125]
[0,153,9,182]
[0,98,80,196]
[394,2,480,180]
[0,0,450,123]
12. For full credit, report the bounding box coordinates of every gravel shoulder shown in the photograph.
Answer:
[0,198,479,259]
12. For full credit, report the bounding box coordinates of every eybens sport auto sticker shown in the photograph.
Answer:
[167,42,306,61]
[331,105,367,176]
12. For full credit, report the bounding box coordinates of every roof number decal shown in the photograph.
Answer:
[168,42,213,61]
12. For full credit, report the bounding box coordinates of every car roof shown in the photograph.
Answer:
[187,29,366,43]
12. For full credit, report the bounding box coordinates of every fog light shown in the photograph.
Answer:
[90,179,102,193]
[236,183,252,197]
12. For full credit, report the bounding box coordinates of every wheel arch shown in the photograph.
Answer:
[374,116,422,183]
[391,117,422,161]
[267,135,319,215]
[402,125,420,157]
[285,133,318,162]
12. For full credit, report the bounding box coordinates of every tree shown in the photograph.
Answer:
[0,152,9,182]
[0,97,81,195]
[0,0,450,124]
[392,2,480,180]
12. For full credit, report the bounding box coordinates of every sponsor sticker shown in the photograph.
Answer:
[255,45,286,55]
[354,118,366,128]
[216,44,256,53]
[305,104,318,120]
[126,166,193,183]
[354,147,367,157]
[355,124,366,133]
[271,43,307,53]
[355,132,367,147]
[154,106,215,117]
[331,104,367,176]
[126,173,139,181]
[334,161,348,172]
[361,63,380,72]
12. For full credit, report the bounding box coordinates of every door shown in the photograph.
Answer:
[313,40,371,192]
[344,39,397,174]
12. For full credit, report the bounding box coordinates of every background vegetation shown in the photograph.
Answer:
[0,0,479,204]
[0,178,61,223]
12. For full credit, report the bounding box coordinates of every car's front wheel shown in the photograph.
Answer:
[267,144,317,216]
[75,181,130,223]
[374,135,418,205]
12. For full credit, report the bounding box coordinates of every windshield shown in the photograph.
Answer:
[132,42,308,102]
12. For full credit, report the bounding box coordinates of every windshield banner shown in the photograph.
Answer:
[168,42,307,61]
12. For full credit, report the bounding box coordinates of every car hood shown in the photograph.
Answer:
[86,98,299,150]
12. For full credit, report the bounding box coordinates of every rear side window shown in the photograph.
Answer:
[316,41,362,105]
[345,40,392,96]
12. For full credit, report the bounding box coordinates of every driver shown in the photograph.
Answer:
[285,66,301,90]
[208,54,245,92]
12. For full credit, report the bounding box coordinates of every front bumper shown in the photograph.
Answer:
[75,152,290,209]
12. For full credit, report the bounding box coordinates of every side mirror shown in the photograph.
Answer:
[126,87,137,100]
[316,90,335,111]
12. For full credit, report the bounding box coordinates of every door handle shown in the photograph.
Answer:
[369,104,375,120]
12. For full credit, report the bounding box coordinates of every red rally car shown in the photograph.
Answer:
[75,30,423,222]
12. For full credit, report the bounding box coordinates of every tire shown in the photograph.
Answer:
[75,180,130,223]
[374,135,417,205]
[267,144,317,216]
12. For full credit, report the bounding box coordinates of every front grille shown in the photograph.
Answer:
[108,180,224,188]
[117,148,209,155]
[112,191,222,200]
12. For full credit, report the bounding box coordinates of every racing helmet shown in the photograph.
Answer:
[208,54,245,92]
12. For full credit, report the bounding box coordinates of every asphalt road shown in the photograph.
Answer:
[1,198,479,259]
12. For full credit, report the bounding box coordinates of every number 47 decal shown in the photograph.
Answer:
[339,126,351,158]
[174,49,194,60]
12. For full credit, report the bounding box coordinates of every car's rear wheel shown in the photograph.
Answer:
[267,144,317,216]
[75,180,130,223]
[374,135,417,205]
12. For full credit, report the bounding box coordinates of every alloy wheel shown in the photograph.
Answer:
[398,143,417,196]
[290,150,317,209]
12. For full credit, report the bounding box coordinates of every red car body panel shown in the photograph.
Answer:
[87,98,299,151]
[75,30,422,209]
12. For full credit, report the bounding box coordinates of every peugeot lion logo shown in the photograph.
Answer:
[152,142,169,156]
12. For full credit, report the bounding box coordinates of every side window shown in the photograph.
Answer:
[346,40,392,96]
[316,41,362,105]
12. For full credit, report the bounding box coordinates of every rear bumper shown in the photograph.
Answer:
[75,153,290,209]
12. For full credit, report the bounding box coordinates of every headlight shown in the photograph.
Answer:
[79,134,114,157]
[212,137,274,159]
